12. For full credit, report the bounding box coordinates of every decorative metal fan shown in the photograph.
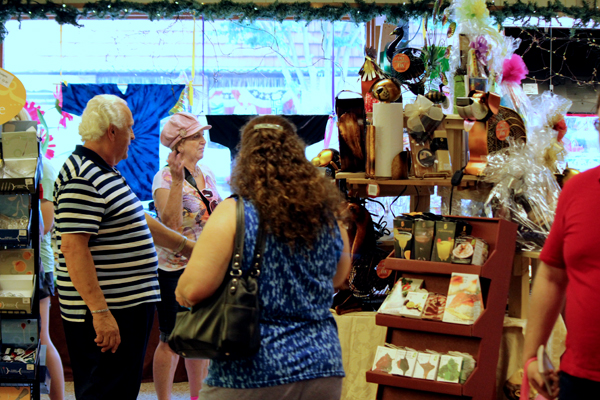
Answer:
[486,106,527,153]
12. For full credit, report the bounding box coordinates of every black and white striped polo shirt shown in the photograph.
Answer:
[54,145,160,322]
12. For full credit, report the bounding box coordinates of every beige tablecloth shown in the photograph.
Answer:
[333,312,567,400]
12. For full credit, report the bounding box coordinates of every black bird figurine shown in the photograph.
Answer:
[385,26,405,64]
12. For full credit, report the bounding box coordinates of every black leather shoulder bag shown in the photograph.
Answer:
[168,195,265,359]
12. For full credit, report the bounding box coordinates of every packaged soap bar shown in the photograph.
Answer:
[378,277,424,316]
[422,293,447,321]
[393,217,414,259]
[390,348,418,377]
[442,273,483,325]
[399,291,429,319]
[448,351,476,383]
[372,346,396,374]
[413,352,440,380]
[437,354,464,383]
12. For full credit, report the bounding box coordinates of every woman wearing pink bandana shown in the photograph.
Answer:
[152,112,222,400]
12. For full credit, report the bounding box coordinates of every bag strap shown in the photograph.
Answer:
[229,194,245,277]
[184,167,213,215]
[229,195,266,278]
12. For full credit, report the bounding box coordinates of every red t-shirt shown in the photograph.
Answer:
[541,166,600,382]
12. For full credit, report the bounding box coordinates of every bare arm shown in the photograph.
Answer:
[144,213,195,259]
[61,233,120,353]
[154,151,185,231]
[40,199,54,235]
[176,198,237,307]
[333,221,351,289]
[523,260,567,399]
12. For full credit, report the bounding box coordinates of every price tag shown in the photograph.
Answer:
[367,183,380,198]
[522,83,539,95]
[0,69,14,88]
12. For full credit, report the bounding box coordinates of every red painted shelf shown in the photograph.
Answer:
[366,370,463,396]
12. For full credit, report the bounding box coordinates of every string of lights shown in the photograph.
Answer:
[514,26,600,87]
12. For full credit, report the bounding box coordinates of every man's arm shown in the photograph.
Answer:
[144,213,195,258]
[60,233,120,353]
[523,261,567,399]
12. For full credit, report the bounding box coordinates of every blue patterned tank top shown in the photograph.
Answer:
[205,197,345,388]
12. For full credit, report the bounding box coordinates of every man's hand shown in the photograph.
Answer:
[527,360,560,399]
[167,150,184,183]
[92,312,121,353]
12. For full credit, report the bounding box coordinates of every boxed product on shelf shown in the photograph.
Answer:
[0,131,38,180]
[436,354,464,383]
[371,346,396,374]
[0,195,31,246]
[0,249,35,275]
[398,291,429,319]
[471,237,489,266]
[451,236,489,266]
[451,235,476,264]
[0,247,36,313]
[442,273,484,325]
[0,386,31,400]
[0,319,38,380]
[390,347,418,377]
[0,248,36,313]
[377,277,424,316]
[422,293,447,321]
[431,220,457,263]
[448,351,476,383]
[413,220,435,261]
[413,352,440,380]
[1,121,37,134]
[393,217,414,259]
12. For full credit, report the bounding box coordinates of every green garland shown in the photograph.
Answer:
[1,0,599,42]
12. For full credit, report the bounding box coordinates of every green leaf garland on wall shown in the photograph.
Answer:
[1,0,599,42]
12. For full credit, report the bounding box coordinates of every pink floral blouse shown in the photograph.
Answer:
[152,164,222,271]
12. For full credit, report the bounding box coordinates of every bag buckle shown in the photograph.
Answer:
[230,269,243,277]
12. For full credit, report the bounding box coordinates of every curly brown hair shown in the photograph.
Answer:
[230,115,345,249]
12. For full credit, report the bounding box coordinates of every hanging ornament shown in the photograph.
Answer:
[169,89,187,115]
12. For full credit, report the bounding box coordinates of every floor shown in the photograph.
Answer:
[42,381,192,400]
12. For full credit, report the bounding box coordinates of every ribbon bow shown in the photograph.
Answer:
[405,95,445,140]
[456,91,501,131]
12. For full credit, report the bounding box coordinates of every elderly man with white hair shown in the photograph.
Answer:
[54,94,194,400]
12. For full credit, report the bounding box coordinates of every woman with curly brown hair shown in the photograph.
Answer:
[175,115,351,400]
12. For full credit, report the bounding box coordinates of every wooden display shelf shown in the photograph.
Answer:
[375,314,474,336]
[379,254,482,276]
[366,370,463,396]
[336,172,480,188]
[368,216,518,400]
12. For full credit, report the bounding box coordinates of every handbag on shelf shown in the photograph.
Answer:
[168,195,266,360]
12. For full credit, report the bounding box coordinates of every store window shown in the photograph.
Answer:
[3,18,365,198]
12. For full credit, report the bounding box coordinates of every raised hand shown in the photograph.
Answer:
[167,150,184,183]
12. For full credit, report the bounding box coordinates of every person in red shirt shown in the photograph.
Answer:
[524,91,600,400]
